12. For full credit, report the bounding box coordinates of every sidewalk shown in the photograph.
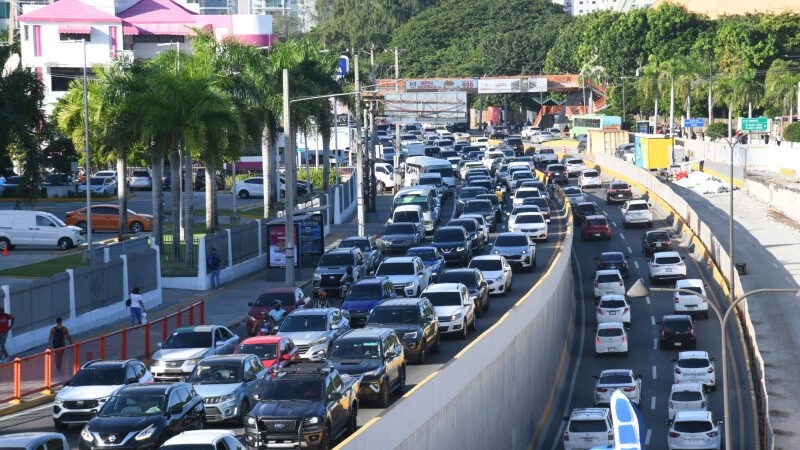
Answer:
[0,193,395,414]
[668,181,800,447]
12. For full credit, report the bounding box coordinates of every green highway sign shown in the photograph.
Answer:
[738,117,769,132]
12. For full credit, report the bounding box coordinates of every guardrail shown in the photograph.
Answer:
[0,301,204,404]
[587,152,774,449]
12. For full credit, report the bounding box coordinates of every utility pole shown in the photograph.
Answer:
[81,38,93,263]
[282,69,296,284]
[354,55,365,236]
[708,58,714,123]
[334,99,340,185]
[394,47,401,189]
[621,76,626,126]
[368,46,377,213]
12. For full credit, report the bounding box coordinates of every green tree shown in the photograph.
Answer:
[314,0,434,49]
[783,122,800,142]
[763,59,800,118]
[705,122,730,141]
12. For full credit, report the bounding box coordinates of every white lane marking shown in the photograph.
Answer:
[645,296,651,305]
[634,261,640,269]
[603,211,609,216]
[787,275,794,284]
[650,315,655,325]
[611,221,617,227]
[652,365,657,380]
[626,246,633,254]
[646,429,652,445]
[0,403,53,421]
[619,233,626,240]
[653,338,658,350]
[650,396,656,410]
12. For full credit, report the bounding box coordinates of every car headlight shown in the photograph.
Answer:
[364,368,382,377]
[309,336,328,346]
[492,250,500,255]
[403,332,418,340]
[246,416,257,426]
[54,397,64,405]
[304,416,321,425]
[135,423,157,441]
[150,359,163,367]
[81,426,93,442]
[184,358,202,367]
[521,249,528,254]
[449,313,462,321]
[313,273,322,280]
[456,246,465,251]
[494,276,504,282]
[404,282,415,288]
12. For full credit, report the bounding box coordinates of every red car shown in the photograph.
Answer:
[246,287,310,336]
[581,214,612,240]
[235,336,301,371]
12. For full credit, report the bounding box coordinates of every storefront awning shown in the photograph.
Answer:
[58,25,92,34]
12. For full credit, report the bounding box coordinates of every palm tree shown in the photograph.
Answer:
[638,63,661,128]
[764,59,799,120]
[660,56,704,134]
[578,56,607,113]
[729,68,763,118]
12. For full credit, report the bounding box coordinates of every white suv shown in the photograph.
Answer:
[594,322,628,356]
[375,256,431,297]
[673,351,716,391]
[596,294,630,326]
[673,279,709,318]
[161,430,244,450]
[593,270,625,299]
[668,382,708,420]
[648,251,687,282]
[422,283,475,339]
[469,255,513,295]
[563,408,614,450]
[593,369,641,406]
[668,411,722,450]
[578,169,601,189]
[509,212,548,241]
[620,199,653,228]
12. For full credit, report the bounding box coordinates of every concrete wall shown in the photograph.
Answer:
[339,213,574,450]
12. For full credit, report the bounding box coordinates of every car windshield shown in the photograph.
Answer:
[628,203,649,211]
[163,331,212,349]
[516,214,544,224]
[567,159,584,165]
[419,176,441,186]
[69,366,124,386]
[459,189,483,200]
[438,271,476,287]
[525,198,548,209]
[189,363,244,384]
[236,343,278,360]
[512,206,539,215]
[599,299,626,309]
[339,239,370,252]
[433,228,464,241]
[610,183,629,190]
[424,291,462,306]
[132,171,149,177]
[477,195,499,206]
[587,218,608,227]
[563,187,581,195]
[506,138,522,145]
[429,167,454,178]
[394,196,429,212]
[376,262,415,276]
[548,165,565,172]
[599,373,632,384]
[513,172,533,180]
[450,220,476,233]
[260,379,323,401]
[100,393,165,416]
[368,307,420,325]
[470,259,503,271]
[464,201,491,213]
[655,256,681,265]
[674,421,713,433]
[583,171,599,177]
[385,224,417,235]
[663,319,691,333]
[330,339,382,360]
[318,253,355,266]
[345,283,382,301]
[254,292,296,307]
[280,315,328,332]
[495,235,528,246]
[393,211,421,223]
[648,232,670,241]
[597,274,620,283]
[89,177,106,185]
[160,446,215,450]
[678,358,710,368]
[601,253,625,263]
[672,391,703,402]
[569,419,607,433]
[598,328,623,337]
[578,204,598,214]
[406,248,436,260]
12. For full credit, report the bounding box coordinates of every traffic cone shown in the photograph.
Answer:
[3,246,8,257]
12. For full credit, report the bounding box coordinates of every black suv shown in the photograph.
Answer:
[438,268,490,316]
[79,383,204,449]
[503,137,524,156]
[595,251,629,278]
[245,361,359,450]
[448,218,483,252]
[658,315,696,350]
[574,201,601,225]
[432,226,472,266]
[476,194,503,223]
[312,247,367,296]
[462,199,497,232]
[605,181,633,204]
[366,298,440,363]
[329,328,406,407]
[641,230,673,256]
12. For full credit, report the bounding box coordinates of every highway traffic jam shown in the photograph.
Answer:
[0,127,741,450]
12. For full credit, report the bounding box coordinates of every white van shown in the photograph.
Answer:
[387,204,425,236]
[404,156,456,191]
[0,210,85,250]
[393,188,440,232]
[374,162,396,192]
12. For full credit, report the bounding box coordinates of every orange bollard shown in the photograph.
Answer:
[2,246,8,257]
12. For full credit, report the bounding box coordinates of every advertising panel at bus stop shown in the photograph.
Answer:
[267,223,299,268]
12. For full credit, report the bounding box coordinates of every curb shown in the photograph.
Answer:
[0,393,56,417]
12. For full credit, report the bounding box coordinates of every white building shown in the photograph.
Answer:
[570,0,653,15]
[17,0,273,112]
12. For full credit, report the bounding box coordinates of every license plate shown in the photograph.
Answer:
[675,342,682,347]
[666,268,673,272]
[615,194,624,198]
[609,311,617,315]
[686,305,696,309]
[608,347,616,352]
[594,233,601,237]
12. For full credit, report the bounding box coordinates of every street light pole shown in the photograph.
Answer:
[282,69,296,285]
[81,38,93,262]
[627,280,800,449]
[353,54,365,236]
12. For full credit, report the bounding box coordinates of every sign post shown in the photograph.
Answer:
[683,118,704,139]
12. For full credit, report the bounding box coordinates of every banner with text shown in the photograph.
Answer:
[477,77,547,94]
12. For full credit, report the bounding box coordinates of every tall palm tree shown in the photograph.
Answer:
[638,63,661,128]
[729,68,763,118]
[660,56,704,133]
[578,57,607,113]
[764,59,799,120]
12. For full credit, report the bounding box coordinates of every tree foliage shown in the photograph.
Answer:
[783,122,800,142]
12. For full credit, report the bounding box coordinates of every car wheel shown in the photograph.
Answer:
[240,399,250,426]
[53,419,68,431]
[58,238,73,251]
[377,181,385,193]
[396,366,406,394]
[198,413,207,430]
[0,238,10,251]
[76,221,87,233]
[418,342,427,363]
[346,406,358,435]
[239,189,250,199]
[378,379,390,408]
[460,320,468,339]
[129,221,144,233]
[475,300,483,318]
[319,428,331,450]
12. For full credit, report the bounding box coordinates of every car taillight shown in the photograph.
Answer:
[623,308,629,314]
[674,297,680,303]
[669,432,680,438]
[660,329,665,337]
[701,401,706,408]
[669,401,674,408]
[708,367,714,373]
[597,387,608,392]
[690,328,695,336]
[622,335,627,342]
[597,308,603,315]
[594,281,599,288]
[563,431,569,441]
[666,239,672,246]
[623,386,636,392]
[595,337,600,344]
[675,367,682,374]
[707,431,718,437]
[678,262,685,266]
[608,431,614,441]
[651,264,660,268]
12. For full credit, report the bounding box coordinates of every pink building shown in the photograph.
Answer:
[18,0,273,111]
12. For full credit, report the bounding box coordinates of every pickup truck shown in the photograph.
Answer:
[244,361,360,450]
[533,148,559,168]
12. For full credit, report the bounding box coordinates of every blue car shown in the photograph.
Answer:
[406,246,446,282]
[341,277,396,328]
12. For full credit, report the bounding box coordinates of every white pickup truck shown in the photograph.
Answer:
[533,148,559,168]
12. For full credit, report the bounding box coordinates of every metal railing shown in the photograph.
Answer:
[0,301,204,404]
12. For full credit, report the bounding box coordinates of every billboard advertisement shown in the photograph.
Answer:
[478,78,522,94]
[384,92,467,124]
[267,224,299,268]
[522,77,547,93]
[405,79,476,92]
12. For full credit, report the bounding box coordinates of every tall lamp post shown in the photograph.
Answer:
[627,279,800,449]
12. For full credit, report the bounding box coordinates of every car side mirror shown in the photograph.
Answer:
[718,420,724,425]
[215,341,225,347]
[671,358,677,363]
[169,404,183,414]
[385,351,397,359]
[711,357,717,362]
[636,374,643,379]
[665,419,673,426]
[480,281,488,288]
[329,392,342,401]
[157,342,162,348]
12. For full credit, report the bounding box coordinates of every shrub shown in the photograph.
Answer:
[783,122,800,142]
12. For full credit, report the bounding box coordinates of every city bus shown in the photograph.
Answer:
[569,114,622,138]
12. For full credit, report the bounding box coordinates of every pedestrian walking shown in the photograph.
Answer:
[207,247,222,288]
[49,318,72,371]
[127,287,145,326]
[0,307,14,362]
